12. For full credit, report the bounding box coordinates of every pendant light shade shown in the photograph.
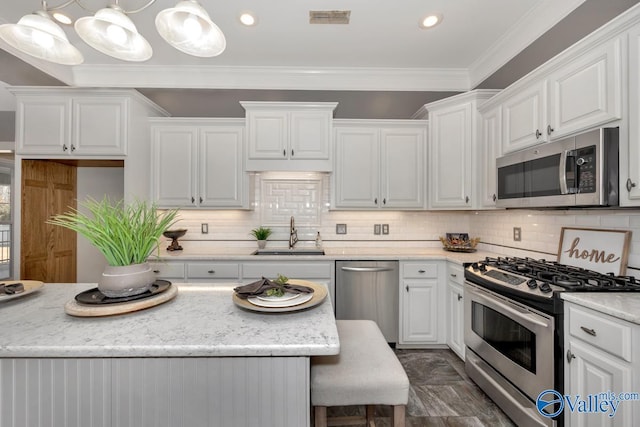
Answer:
[0,11,83,65]
[75,4,152,62]
[156,0,226,57]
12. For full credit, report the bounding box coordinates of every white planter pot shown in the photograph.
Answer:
[99,262,155,298]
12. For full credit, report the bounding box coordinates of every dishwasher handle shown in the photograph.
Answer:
[340,266,395,273]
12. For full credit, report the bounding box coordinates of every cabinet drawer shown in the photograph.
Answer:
[187,263,240,279]
[149,262,185,279]
[242,262,331,280]
[402,262,439,279]
[447,263,464,285]
[568,305,632,361]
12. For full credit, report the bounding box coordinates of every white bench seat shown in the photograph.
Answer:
[311,320,410,427]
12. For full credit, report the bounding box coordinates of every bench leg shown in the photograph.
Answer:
[392,405,405,427]
[314,406,327,427]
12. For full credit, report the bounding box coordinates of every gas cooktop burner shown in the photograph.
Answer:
[466,256,640,304]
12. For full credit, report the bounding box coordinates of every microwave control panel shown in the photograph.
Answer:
[576,145,596,193]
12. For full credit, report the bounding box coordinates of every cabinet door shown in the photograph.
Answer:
[400,280,439,344]
[246,110,287,160]
[446,282,465,359]
[548,37,622,140]
[502,81,547,153]
[199,126,247,208]
[151,127,197,207]
[16,97,70,154]
[380,127,425,209]
[566,339,633,427]
[624,25,640,205]
[334,127,379,208]
[479,106,501,208]
[73,97,127,155]
[429,103,472,209]
[289,110,331,160]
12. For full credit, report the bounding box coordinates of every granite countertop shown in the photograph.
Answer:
[561,293,640,325]
[0,283,340,358]
[155,246,501,265]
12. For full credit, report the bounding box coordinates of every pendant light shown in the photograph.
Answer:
[0,10,83,65]
[155,0,226,57]
[75,3,152,62]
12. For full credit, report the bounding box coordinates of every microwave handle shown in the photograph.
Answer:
[559,149,576,194]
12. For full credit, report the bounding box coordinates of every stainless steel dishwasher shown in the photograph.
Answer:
[335,260,399,343]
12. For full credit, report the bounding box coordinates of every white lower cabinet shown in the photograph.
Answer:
[446,263,465,359]
[399,261,445,346]
[564,302,639,427]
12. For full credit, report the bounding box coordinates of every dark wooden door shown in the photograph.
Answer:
[21,160,77,282]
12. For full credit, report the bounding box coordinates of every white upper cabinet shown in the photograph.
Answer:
[623,21,640,206]
[12,88,165,157]
[547,36,622,139]
[241,102,337,171]
[150,119,250,209]
[478,105,502,208]
[494,34,623,155]
[333,120,426,210]
[418,90,499,210]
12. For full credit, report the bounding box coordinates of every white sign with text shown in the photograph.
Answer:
[557,227,631,275]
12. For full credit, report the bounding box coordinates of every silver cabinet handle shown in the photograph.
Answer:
[492,194,497,202]
[208,270,215,274]
[567,349,576,363]
[535,129,542,139]
[63,144,68,152]
[291,149,294,157]
[383,198,386,205]
[418,269,426,273]
[374,198,378,205]
[71,144,76,152]
[465,196,469,203]
[580,326,596,336]
[405,285,409,292]
[341,266,394,272]
[199,196,203,204]
[626,178,637,192]
[283,149,286,157]
[457,293,462,301]
[450,273,457,277]
[547,124,554,135]
[153,270,160,273]
[191,197,195,204]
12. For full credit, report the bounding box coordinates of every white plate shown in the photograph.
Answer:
[0,280,44,303]
[255,291,300,302]
[248,292,313,308]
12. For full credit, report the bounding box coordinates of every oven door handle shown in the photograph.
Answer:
[467,285,551,330]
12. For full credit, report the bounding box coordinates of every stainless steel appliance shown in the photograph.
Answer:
[464,257,640,427]
[496,127,619,208]
[336,260,399,343]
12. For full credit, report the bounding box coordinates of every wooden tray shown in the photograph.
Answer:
[65,283,178,317]
[232,279,327,313]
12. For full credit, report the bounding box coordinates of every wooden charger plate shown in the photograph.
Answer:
[232,279,327,313]
[65,283,178,317]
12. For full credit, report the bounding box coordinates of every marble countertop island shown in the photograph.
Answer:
[0,282,340,358]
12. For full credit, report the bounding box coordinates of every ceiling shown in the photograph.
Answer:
[0,0,588,92]
[0,0,638,119]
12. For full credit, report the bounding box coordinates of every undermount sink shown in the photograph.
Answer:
[252,248,325,256]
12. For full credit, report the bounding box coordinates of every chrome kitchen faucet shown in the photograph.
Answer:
[289,216,298,249]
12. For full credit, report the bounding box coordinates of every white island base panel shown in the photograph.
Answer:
[1,356,309,427]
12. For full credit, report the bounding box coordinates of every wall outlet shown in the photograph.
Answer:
[382,224,389,235]
[374,224,381,235]
[513,227,521,241]
[336,223,347,235]
[201,223,208,234]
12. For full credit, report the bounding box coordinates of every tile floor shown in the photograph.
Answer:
[324,349,516,427]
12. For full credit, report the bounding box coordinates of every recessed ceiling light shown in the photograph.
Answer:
[419,14,442,29]
[52,11,73,25]
[239,12,257,26]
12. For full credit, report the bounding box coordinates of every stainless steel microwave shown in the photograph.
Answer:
[496,128,619,208]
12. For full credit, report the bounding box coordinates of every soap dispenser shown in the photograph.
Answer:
[315,231,322,248]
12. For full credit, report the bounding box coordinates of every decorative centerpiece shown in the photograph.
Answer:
[250,226,272,249]
[440,233,480,253]
[48,197,179,298]
[163,228,187,251]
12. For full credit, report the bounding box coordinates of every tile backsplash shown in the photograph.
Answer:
[167,172,640,270]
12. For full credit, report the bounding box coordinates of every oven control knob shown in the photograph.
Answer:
[471,262,479,271]
[539,283,552,293]
[527,279,538,289]
[478,263,487,272]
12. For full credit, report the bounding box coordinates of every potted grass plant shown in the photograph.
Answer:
[48,197,179,297]
[250,226,272,249]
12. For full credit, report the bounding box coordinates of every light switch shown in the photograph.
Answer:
[336,224,347,234]
[201,223,208,234]
[374,224,381,235]
[513,227,521,241]
[382,224,389,235]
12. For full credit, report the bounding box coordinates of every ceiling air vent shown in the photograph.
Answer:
[309,10,351,25]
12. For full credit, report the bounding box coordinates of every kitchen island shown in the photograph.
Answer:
[0,282,339,427]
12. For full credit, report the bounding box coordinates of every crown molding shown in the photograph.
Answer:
[468,0,588,89]
[71,64,471,92]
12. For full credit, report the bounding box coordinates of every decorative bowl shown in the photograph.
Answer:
[439,234,480,253]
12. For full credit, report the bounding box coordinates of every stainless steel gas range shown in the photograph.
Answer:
[463,257,640,427]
